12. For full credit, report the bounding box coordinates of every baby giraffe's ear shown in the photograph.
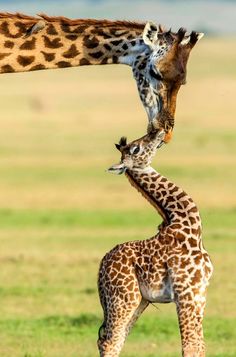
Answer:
[143,21,158,48]
[115,143,121,151]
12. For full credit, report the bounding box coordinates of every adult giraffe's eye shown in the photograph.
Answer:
[130,146,140,155]
[149,68,163,81]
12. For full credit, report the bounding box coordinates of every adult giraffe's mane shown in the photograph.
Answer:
[0,12,146,30]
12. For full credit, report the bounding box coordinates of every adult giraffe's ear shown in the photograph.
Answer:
[143,22,158,48]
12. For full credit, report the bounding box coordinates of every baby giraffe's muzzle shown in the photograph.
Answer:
[107,163,126,175]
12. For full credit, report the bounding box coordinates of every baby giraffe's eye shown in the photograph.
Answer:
[130,145,140,155]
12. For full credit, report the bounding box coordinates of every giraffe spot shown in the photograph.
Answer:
[138,62,146,70]
[43,35,63,49]
[182,200,190,208]
[1,64,15,73]
[100,58,108,65]
[177,202,183,210]
[110,39,123,46]
[61,24,88,34]
[192,227,201,236]
[66,34,77,41]
[121,266,129,274]
[103,43,111,51]
[127,282,134,291]
[91,29,113,39]
[175,232,186,242]
[0,53,11,60]
[112,56,118,63]
[180,257,190,268]
[83,35,99,49]
[188,206,198,213]
[41,51,55,62]
[4,40,14,49]
[113,261,121,271]
[46,24,58,35]
[183,227,190,234]
[30,64,46,71]
[15,21,27,34]
[80,58,90,66]
[169,186,178,194]
[57,61,72,68]
[171,223,182,229]
[17,55,35,67]
[89,51,104,59]
[20,37,36,50]
[189,238,198,247]
[191,269,202,284]
[0,21,23,39]
[177,211,187,218]
[63,44,80,58]
[177,192,186,200]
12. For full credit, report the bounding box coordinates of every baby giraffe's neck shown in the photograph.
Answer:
[125,166,201,238]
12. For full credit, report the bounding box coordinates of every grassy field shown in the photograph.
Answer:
[0,37,235,357]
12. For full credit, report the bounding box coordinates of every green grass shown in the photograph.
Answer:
[0,37,235,356]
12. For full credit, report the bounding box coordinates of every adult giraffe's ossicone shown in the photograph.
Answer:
[0,13,203,140]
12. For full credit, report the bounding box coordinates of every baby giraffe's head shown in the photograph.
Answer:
[108,130,164,175]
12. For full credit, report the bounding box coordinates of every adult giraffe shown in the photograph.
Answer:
[0,13,203,138]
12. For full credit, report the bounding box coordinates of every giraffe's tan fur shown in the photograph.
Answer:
[0,13,203,139]
[0,13,146,72]
[98,131,213,357]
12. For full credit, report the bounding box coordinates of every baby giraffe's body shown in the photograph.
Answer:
[97,131,213,357]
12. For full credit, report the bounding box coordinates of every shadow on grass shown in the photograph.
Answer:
[43,314,101,328]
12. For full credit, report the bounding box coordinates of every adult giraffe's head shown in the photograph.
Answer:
[132,22,204,142]
[108,130,165,174]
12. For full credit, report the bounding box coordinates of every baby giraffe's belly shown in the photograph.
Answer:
[139,275,174,303]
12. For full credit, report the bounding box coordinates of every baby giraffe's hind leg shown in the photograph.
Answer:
[98,286,146,356]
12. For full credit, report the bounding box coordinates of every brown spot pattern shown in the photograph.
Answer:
[17,55,35,67]
[63,44,80,58]
[1,64,14,73]
[46,24,58,35]
[41,51,55,62]
[43,35,63,49]
[20,37,36,50]
[4,40,14,48]
[56,61,71,68]
[0,52,10,60]
[83,35,99,49]
[89,51,104,59]
[80,58,90,66]
[30,64,46,71]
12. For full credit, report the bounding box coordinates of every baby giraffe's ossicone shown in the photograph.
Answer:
[98,130,213,357]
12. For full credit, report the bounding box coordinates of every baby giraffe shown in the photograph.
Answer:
[97,130,213,357]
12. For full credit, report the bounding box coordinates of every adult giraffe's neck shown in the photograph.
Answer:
[125,167,201,232]
[0,14,147,74]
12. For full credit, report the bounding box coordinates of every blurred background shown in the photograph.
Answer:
[0,1,235,356]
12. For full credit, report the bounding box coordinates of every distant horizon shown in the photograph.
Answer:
[0,0,235,34]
